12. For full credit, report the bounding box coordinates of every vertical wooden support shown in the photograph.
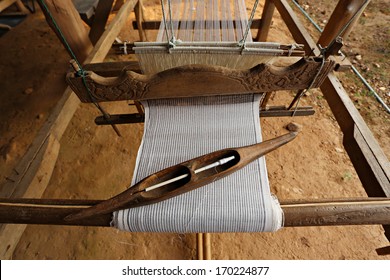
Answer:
[37,0,93,62]
[89,0,115,45]
[196,233,204,260]
[255,0,275,42]
[113,0,124,11]
[135,0,147,41]
[260,92,273,109]
[203,233,211,260]
[318,0,370,48]
[0,0,138,260]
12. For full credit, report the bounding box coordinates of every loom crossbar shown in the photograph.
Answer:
[0,198,389,228]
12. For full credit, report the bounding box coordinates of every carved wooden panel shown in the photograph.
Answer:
[66,58,335,103]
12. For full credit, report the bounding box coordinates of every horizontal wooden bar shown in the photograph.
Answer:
[95,113,145,125]
[68,58,334,102]
[260,106,315,117]
[131,19,262,30]
[0,198,389,228]
[94,106,315,126]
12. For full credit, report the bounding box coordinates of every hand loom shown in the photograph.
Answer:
[1,0,389,259]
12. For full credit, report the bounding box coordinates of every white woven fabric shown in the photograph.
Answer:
[112,94,283,232]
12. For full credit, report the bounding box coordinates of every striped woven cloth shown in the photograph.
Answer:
[112,94,283,232]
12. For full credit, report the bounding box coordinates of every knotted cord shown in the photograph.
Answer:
[37,0,121,136]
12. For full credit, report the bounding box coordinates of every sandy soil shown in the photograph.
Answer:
[0,0,389,259]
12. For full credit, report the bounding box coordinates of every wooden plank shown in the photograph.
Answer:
[255,0,275,42]
[89,0,114,45]
[1,198,390,227]
[37,0,93,62]
[0,0,138,260]
[0,135,60,259]
[321,74,390,197]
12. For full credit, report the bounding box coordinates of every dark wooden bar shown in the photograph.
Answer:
[1,198,389,228]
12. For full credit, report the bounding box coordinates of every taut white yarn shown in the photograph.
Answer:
[112,94,283,232]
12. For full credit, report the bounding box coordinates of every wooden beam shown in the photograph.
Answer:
[321,74,390,197]
[272,0,319,55]
[318,0,370,48]
[255,0,275,42]
[0,0,138,260]
[89,0,114,45]
[67,58,334,102]
[1,198,390,227]
[134,0,147,41]
[0,0,22,13]
[37,0,93,62]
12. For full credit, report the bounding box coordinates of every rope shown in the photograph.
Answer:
[38,0,121,136]
[292,53,326,116]
[239,0,260,47]
[160,0,170,42]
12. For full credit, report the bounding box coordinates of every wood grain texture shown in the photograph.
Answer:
[0,0,137,260]
[37,0,93,62]
[255,0,275,42]
[1,198,390,228]
[64,132,297,221]
[67,58,335,102]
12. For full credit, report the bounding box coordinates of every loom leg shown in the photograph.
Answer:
[135,0,147,41]
[318,0,370,48]
[255,0,275,42]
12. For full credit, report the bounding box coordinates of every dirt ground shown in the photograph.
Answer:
[0,0,389,260]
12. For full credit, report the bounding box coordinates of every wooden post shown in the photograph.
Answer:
[203,233,211,260]
[196,233,204,260]
[0,0,138,260]
[89,0,115,45]
[135,0,147,41]
[113,0,124,11]
[255,0,275,42]
[318,0,370,48]
[37,0,93,62]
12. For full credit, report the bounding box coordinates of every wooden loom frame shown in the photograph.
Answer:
[0,0,389,259]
